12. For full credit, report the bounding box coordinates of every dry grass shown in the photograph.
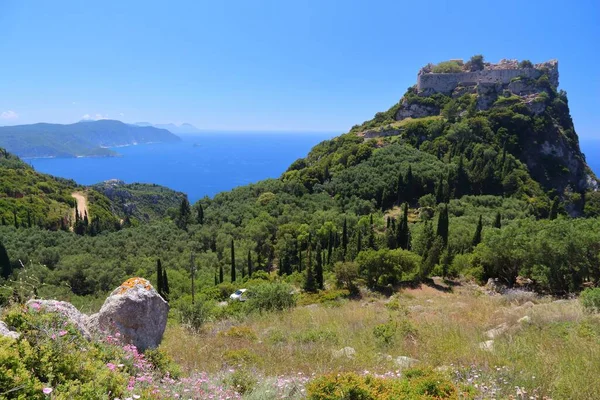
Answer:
[161,284,600,399]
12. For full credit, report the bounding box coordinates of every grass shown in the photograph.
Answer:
[160,283,600,399]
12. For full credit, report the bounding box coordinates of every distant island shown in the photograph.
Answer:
[0,119,181,158]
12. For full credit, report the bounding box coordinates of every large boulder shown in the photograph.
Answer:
[25,299,91,338]
[87,277,168,351]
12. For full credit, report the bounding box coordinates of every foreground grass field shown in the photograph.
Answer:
[162,282,600,399]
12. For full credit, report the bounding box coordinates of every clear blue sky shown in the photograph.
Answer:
[0,0,598,137]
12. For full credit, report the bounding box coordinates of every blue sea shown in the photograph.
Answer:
[27,134,600,203]
[29,132,337,203]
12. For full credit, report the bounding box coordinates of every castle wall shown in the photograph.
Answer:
[417,68,545,94]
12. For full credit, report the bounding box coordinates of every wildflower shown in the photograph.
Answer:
[59,330,68,337]
[107,363,116,371]
[31,302,41,311]
[43,387,53,395]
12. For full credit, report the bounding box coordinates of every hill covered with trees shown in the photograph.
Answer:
[0,119,181,158]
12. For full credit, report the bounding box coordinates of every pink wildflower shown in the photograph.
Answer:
[107,363,116,371]
[42,387,53,394]
[59,330,68,337]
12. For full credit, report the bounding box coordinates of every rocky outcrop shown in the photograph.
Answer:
[26,299,91,338]
[87,277,169,351]
[7,278,168,351]
[0,321,19,339]
[395,101,439,121]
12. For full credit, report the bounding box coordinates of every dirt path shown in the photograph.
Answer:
[72,191,89,220]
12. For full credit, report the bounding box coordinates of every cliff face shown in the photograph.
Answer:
[388,59,597,204]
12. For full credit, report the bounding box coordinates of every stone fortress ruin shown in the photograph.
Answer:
[416,58,559,96]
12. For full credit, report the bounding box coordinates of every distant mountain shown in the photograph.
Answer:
[0,120,181,158]
[135,122,201,134]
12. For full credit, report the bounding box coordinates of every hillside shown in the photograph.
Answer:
[2,56,600,399]
[0,120,181,158]
[91,180,187,222]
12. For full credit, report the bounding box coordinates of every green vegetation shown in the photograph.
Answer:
[0,56,599,399]
[431,60,463,73]
[580,287,600,313]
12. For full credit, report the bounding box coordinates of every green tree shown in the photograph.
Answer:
[247,249,253,277]
[156,258,164,296]
[196,203,204,225]
[162,267,170,302]
[472,215,483,247]
[230,239,236,282]
[549,197,559,220]
[468,54,485,71]
[436,204,449,246]
[396,203,410,250]
[219,264,224,284]
[0,240,11,279]
[177,197,192,230]
[493,212,502,229]
[304,244,317,293]
[315,244,324,290]
[342,218,348,259]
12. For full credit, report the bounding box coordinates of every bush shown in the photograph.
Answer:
[177,299,215,329]
[306,369,472,399]
[581,288,600,313]
[519,59,534,68]
[431,61,463,74]
[244,282,296,313]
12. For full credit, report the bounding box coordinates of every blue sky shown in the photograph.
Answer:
[0,0,599,137]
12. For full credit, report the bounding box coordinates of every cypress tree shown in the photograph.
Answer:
[156,259,164,296]
[214,272,218,286]
[472,215,483,247]
[397,203,409,250]
[549,197,559,220]
[230,239,236,282]
[75,203,79,223]
[247,249,253,277]
[177,198,192,230]
[197,203,204,224]
[303,244,317,293]
[342,218,348,258]
[455,156,469,198]
[27,210,32,228]
[396,173,404,205]
[435,176,445,204]
[405,166,414,203]
[315,244,324,290]
[386,216,391,229]
[436,204,449,246]
[1,216,5,225]
[0,240,12,279]
[327,230,333,265]
[356,229,362,255]
[162,268,170,302]
[368,214,375,250]
[380,188,387,211]
[494,212,501,229]
[219,264,224,283]
[13,209,18,229]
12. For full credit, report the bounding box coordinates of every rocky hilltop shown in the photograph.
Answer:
[357,56,597,210]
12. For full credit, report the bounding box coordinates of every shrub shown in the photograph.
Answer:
[519,59,534,68]
[219,325,258,341]
[431,61,463,74]
[307,369,471,399]
[581,288,600,313]
[224,368,257,395]
[244,282,296,313]
[178,300,214,329]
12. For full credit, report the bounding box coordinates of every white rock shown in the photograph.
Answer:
[394,356,419,369]
[0,321,19,340]
[479,340,494,352]
[87,277,169,351]
[333,346,356,359]
[518,316,531,324]
[485,322,509,339]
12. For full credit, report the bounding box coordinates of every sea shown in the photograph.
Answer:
[26,134,600,203]
[28,132,338,203]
